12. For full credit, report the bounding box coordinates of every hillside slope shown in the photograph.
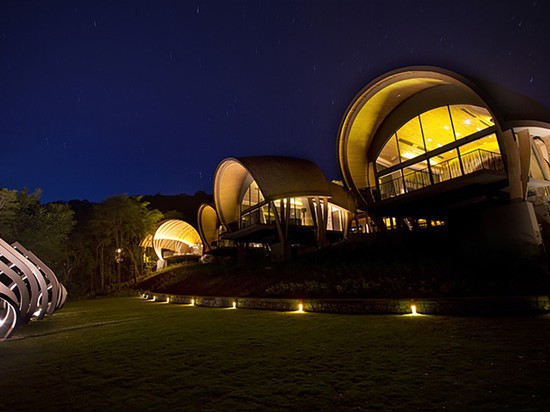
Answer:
[137,230,550,299]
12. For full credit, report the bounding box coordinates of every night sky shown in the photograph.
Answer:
[1,0,549,203]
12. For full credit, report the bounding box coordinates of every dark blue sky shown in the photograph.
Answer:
[1,0,549,202]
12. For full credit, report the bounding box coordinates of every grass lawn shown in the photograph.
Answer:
[1,297,549,411]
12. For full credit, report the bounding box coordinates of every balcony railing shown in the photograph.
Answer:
[379,149,504,200]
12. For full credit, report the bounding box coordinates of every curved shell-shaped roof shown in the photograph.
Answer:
[214,156,331,227]
[338,66,550,200]
[338,66,489,193]
[329,182,356,213]
[140,233,153,248]
[470,77,550,131]
[152,219,202,260]
[197,204,219,252]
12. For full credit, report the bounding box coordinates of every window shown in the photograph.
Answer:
[375,105,502,200]
[241,181,264,211]
[420,106,455,151]
[377,134,400,168]
[397,117,425,162]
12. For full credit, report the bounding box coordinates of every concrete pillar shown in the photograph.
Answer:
[501,130,522,200]
[517,129,532,199]
[483,201,543,253]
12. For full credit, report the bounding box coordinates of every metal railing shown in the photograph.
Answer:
[461,148,505,174]
[238,207,304,229]
[378,149,504,200]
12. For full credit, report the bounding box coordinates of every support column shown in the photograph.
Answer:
[501,130,522,200]
[270,200,289,261]
[284,198,291,240]
[518,129,531,200]
[315,196,329,247]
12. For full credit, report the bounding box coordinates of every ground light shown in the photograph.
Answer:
[403,304,427,317]
[232,301,237,309]
[296,302,304,313]
[190,298,195,306]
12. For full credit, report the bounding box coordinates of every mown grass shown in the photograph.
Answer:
[1,297,550,411]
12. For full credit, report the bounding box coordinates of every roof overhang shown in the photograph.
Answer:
[214,156,331,228]
[338,67,496,202]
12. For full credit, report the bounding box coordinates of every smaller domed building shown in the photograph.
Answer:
[203,156,355,261]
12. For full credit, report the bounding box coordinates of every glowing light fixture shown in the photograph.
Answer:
[411,304,418,315]
[402,152,415,159]
[190,298,195,306]
[465,119,471,125]
[298,303,304,313]
[232,301,237,309]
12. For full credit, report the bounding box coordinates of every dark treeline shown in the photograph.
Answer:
[142,191,212,228]
[0,188,211,299]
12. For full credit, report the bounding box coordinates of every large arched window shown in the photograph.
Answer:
[376,104,503,200]
[239,182,316,229]
[239,180,268,226]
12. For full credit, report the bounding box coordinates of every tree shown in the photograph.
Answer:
[0,188,19,239]
[88,195,162,290]
[0,188,74,274]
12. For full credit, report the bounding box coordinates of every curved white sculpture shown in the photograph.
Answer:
[0,237,67,340]
[11,242,67,312]
[0,283,20,340]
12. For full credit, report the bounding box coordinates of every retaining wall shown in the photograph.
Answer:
[141,292,550,316]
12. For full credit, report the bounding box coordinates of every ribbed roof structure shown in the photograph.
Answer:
[214,156,331,227]
[197,204,219,251]
[337,66,550,204]
[152,219,202,260]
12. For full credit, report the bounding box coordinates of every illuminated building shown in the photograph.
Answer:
[211,156,354,261]
[142,219,203,269]
[197,204,220,253]
[338,66,550,247]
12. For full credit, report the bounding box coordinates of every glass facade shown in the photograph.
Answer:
[376,104,505,200]
[238,182,346,232]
